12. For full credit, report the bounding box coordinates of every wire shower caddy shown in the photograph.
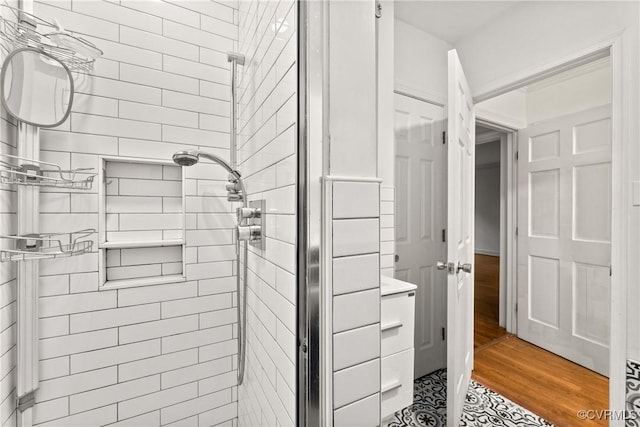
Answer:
[0,154,96,189]
[0,229,96,261]
[0,3,98,72]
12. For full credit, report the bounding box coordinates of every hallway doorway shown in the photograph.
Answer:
[472,253,609,426]
[471,54,613,425]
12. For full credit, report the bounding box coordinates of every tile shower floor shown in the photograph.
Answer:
[385,369,553,427]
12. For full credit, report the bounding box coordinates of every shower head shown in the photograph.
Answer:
[172,149,241,180]
[172,150,200,167]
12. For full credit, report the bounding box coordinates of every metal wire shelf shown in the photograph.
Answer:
[0,4,98,72]
[0,229,96,261]
[0,154,96,189]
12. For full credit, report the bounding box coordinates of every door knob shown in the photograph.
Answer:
[394,254,399,263]
[457,262,472,274]
[437,261,455,274]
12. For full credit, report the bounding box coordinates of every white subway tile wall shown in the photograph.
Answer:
[380,186,396,277]
[0,0,263,425]
[236,0,297,426]
[104,162,183,239]
[330,181,381,424]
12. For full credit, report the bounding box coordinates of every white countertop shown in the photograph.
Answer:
[380,275,417,296]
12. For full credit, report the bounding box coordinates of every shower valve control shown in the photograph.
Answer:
[237,225,261,242]
[241,199,266,250]
[237,207,261,221]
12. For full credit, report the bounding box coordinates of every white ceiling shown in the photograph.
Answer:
[394,1,520,44]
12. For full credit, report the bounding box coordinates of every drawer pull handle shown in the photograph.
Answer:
[381,321,403,332]
[381,380,402,394]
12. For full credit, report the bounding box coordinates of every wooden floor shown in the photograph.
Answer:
[472,254,609,427]
[473,254,506,348]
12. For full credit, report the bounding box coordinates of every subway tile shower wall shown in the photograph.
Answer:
[236,1,297,426]
[331,181,381,426]
[1,1,250,426]
[380,186,396,277]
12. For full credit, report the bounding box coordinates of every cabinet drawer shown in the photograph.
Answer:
[381,291,415,357]
[381,348,414,421]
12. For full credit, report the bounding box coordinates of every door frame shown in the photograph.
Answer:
[474,120,519,334]
[473,35,626,418]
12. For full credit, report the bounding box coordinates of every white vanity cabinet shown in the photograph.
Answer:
[380,276,417,421]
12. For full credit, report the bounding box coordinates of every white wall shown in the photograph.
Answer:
[2,1,245,425]
[394,18,451,106]
[478,58,611,129]
[378,0,394,186]
[475,138,501,166]
[455,2,638,97]
[527,59,611,124]
[236,0,297,425]
[476,90,526,129]
[329,1,377,178]
[474,141,501,256]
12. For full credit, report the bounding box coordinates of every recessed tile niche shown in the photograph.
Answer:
[98,157,186,289]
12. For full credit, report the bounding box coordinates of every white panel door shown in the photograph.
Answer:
[446,50,475,427]
[517,105,611,376]
[394,94,446,379]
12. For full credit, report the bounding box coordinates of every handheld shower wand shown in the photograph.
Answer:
[172,150,260,386]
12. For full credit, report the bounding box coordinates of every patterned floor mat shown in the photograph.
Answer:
[384,369,553,427]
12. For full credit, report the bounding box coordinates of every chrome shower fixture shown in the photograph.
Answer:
[225,177,243,202]
[227,51,246,66]
[172,150,246,202]
[172,148,264,386]
[226,51,246,171]
[172,150,240,178]
[171,150,262,245]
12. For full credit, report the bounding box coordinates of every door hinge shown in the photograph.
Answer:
[441,327,446,341]
[515,303,518,313]
[442,131,446,144]
[610,265,612,277]
[442,228,446,242]
[515,226,518,236]
[515,151,519,161]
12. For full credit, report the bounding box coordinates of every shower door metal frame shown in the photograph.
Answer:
[297,0,327,425]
